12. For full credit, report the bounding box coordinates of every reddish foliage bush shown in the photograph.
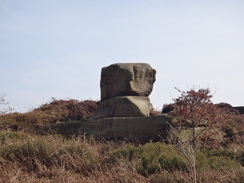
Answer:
[173,87,226,147]
[162,100,244,146]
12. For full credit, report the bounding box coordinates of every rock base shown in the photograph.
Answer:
[87,96,152,120]
[54,115,173,142]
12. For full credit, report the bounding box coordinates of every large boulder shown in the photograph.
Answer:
[101,63,156,101]
[86,96,152,120]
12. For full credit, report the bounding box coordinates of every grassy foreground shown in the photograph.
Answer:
[0,130,243,183]
[0,99,243,182]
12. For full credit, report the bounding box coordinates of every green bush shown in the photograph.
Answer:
[149,171,189,183]
[0,138,55,165]
[196,149,242,172]
[109,142,187,176]
[203,146,243,165]
[0,133,99,173]
[0,130,243,182]
[109,142,242,177]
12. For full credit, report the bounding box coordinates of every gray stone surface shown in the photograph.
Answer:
[54,115,173,142]
[100,63,156,100]
[87,96,152,120]
[233,106,244,114]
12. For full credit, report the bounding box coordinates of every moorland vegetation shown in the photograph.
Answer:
[0,89,243,183]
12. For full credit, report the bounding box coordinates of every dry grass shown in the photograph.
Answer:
[0,130,243,183]
[0,99,243,182]
[0,99,99,131]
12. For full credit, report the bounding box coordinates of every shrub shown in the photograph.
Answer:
[173,87,226,147]
[109,142,186,176]
[38,99,99,121]
[202,145,244,167]
[149,171,189,183]
[0,133,99,174]
[0,131,243,182]
[196,151,241,172]
[162,103,176,114]
[0,99,100,133]
[0,130,31,145]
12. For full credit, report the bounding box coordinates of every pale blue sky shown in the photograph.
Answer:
[1,0,244,112]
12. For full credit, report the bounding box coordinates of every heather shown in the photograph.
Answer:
[0,97,243,182]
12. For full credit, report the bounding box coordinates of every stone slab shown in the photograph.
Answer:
[87,96,152,120]
[53,115,173,142]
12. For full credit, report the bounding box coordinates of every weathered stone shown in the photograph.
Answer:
[100,63,156,101]
[54,115,173,142]
[86,96,152,120]
[233,106,244,114]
